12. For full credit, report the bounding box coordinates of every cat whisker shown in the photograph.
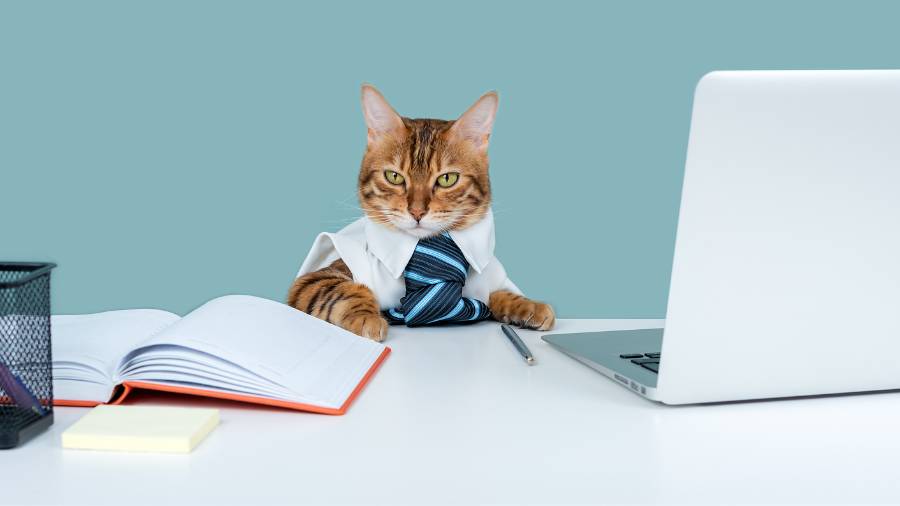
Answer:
[334,194,362,204]
[325,216,365,224]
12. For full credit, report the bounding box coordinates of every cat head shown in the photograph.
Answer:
[357,85,497,238]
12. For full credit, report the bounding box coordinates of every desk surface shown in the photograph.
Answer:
[3,319,900,505]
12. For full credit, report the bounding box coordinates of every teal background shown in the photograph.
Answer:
[2,1,898,317]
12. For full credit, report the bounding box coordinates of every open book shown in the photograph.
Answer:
[51,295,390,415]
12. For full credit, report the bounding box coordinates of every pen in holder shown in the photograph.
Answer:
[0,262,55,449]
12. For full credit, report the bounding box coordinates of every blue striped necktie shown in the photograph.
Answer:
[384,233,492,326]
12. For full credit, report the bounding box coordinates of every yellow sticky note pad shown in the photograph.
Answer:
[62,405,219,453]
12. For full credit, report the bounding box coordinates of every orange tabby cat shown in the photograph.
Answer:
[287,85,554,341]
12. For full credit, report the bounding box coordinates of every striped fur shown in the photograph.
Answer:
[288,86,554,340]
[488,290,555,331]
[357,115,492,235]
[287,259,388,341]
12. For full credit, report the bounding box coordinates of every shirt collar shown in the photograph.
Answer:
[364,209,496,279]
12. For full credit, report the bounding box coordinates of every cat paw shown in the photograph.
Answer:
[489,291,556,331]
[344,312,389,342]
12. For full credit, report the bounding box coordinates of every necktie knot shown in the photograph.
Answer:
[384,233,492,327]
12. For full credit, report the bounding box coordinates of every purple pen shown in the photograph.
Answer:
[0,362,46,416]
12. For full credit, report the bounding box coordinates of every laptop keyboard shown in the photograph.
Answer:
[619,352,661,373]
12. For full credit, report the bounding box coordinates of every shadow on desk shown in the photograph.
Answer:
[666,387,900,408]
[116,390,310,414]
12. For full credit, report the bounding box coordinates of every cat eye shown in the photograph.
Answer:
[436,172,460,188]
[384,170,405,185]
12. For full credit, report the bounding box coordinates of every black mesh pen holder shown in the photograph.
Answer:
[0,262,55,449]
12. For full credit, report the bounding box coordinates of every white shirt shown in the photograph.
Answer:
[297,210,520,310]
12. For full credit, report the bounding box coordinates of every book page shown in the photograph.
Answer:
[52,310,181,402]
[120,295,386,407]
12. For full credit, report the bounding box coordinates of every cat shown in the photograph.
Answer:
[287,85,554,341]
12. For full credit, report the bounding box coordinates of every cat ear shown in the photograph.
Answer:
[361,84,405,145]
[450,91,499,152]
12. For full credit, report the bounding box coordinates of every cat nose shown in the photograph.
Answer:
[409,208,428,222]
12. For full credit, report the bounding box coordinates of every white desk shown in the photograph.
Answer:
[3,319,900,505]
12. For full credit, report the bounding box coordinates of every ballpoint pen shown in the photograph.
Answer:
[500,324,535,365]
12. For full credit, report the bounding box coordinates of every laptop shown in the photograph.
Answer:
[543,70,900,404]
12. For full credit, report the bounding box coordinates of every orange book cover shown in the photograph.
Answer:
[52,296,393,415]
[55,347,390,415]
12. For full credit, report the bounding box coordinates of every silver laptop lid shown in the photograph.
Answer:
[659,70,900,404]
